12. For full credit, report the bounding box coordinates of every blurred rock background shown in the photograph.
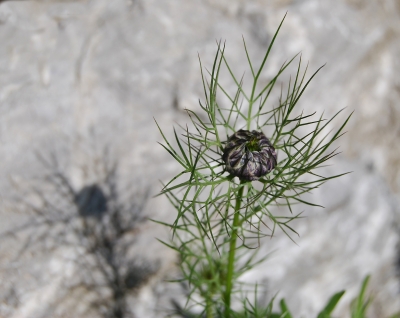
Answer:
[0,0,399,317]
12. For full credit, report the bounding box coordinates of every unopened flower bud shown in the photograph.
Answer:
[223,130,277,181]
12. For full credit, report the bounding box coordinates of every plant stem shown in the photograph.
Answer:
[224,182,245,317]
[206,297,213,318]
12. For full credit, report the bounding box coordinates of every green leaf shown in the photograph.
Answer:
[279,299,293,318]
[351,275,372,318]
[317,290,345,318]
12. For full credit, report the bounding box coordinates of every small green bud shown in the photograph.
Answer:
[223,130,277,181]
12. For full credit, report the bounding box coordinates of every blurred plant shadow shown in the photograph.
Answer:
[0,146,160,318]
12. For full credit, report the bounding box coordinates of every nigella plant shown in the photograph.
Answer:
[155,15,352,318]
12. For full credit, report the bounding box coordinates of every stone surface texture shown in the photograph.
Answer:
[0,0,399,317]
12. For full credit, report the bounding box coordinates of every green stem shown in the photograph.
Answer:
[224,182,245,317]
[206,297,213,318]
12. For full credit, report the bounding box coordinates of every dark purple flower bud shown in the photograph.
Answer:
[223,130,277,181]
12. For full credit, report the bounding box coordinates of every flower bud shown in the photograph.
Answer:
[223,130,277,181]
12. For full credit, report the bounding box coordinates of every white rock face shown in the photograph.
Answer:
[0,0,399,317]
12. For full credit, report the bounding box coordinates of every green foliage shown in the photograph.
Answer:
[156,13,352,318]
[351,275,372,318]
[267,291,345,318]
[317,291,346,318]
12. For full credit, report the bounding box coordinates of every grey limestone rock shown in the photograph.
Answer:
[0,0,399,317]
